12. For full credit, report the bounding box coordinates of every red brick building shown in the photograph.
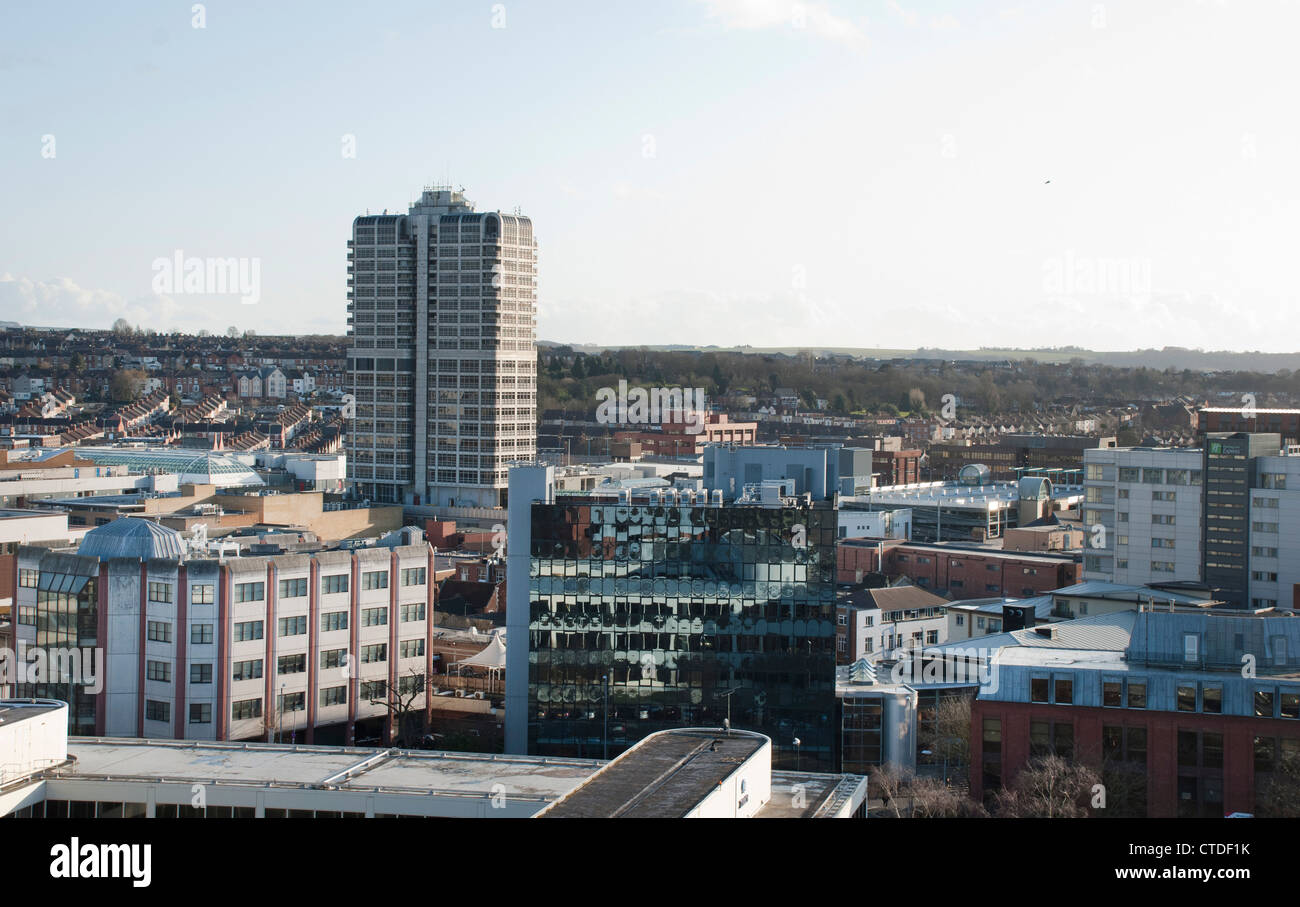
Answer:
[614,413,757,457]
[838,539,1079,600]
[971,698,1298,817]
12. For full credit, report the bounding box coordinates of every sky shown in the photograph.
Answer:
[1,0,1298,351]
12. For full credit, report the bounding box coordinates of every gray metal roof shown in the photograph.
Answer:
[78,517,185,562]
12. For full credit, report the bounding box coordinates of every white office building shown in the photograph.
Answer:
[1081,447,1203,586]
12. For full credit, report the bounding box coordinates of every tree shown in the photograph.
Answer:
[226,326,239,338]
[1256,751,1300,817]
[367,668,428,748]
[69,352,85,373]
[111,318,133,336]
[870,764,987,818]
[993,754,1099,818]
[109,368,146,403]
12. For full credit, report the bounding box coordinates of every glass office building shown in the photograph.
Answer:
[525,498,839,770]
[15,555,100,735]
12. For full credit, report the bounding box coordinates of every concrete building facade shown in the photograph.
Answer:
[347,187,537,508]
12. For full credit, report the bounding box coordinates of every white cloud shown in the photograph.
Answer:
[0,272,181,329]
[696,0,868,50]
[0,273,342,336]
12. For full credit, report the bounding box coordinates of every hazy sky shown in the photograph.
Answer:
[2,0,1297,351]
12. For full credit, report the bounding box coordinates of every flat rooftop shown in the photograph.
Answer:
[0,701,63,727]
[540,729,764,818]
[58,738,598,805]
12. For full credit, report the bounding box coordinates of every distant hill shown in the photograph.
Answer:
[537,342,1300,373]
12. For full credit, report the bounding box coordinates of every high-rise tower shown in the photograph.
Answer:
[347,187,537,507]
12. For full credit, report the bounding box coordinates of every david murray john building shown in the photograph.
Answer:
[347,187,538,508]
[505,466,841,771]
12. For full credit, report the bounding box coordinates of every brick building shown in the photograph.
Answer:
[969,608,1300,817]
[838,539,1080,600]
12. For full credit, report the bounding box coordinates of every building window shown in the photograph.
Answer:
[362,570,389,591]
[321,686,347,707]
[361,607,388,627]
[233,620,263,642]
[1054,676,1073,705]
[232,698,263,720]
[147,621,173,643]
[320,649,347,670]
[278,654,307,675]
[982,717,1002,792]
[18,568,39,588]
[1103,679,1122,708]
[401,567,427,586]
[190,663,213,684]
[189,703,212,724]
[1202,684,1222,714]
[322,574,349,594]
[399,639,425,659]
[279,577,308,598]
[1177,683,1197,712]
[361,644,388,664]
[1030,720,1074,759]
[322,611,349,632]
[235,582,265,603]
[1031,677,1049,703]
[400,603,426,622]
[145,701,170,723]
[191,623,214,645]
[1102,725,1148,765]
[147,582,173,603]
[277,691,306,713]
[1126,681,1147,709]
[232,659,263,681]
[146,660,172,683]
[278,616,308,637]
[360,680,386,700]
[191,584,215,604]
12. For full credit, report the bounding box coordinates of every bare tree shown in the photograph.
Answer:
[871,764,987,818]
[911,776,989,818]
[366,668,428,748]
[1098,760,1148,818]
[1256,752,1300,818]
[993,754,1099,818]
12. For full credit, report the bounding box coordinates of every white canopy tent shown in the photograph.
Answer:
[450,633,506,691]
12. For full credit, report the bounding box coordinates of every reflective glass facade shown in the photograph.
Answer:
[17,564,99,734]
[527,500,838,770]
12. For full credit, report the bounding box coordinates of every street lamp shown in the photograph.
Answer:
[793,737,802,771]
